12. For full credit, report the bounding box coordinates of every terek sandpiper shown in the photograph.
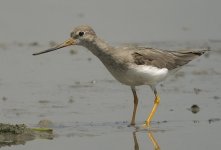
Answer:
[33,25,209,126]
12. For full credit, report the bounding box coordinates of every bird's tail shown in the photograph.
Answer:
[186,48,210,56]
[170,48,210,67]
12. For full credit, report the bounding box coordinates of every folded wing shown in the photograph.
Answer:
[132,48,209,70]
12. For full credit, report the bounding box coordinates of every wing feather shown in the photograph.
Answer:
[132,48,208,70]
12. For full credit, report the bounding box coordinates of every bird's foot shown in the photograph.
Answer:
[142,121,151,128]
[127,122,136,127]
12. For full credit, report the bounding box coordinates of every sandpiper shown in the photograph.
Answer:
[33,25,208,126]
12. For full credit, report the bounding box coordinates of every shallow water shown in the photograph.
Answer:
[0,0,221,150]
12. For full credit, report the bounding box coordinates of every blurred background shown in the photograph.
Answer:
[0,0,220,43]
[0,0,220,150]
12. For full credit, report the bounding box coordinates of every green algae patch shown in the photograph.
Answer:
[31,127,53,133]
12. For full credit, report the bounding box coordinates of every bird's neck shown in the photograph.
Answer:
[84,37,114,58]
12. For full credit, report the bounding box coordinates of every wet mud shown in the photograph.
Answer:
[0,123,53,148]
[0,40,220,150]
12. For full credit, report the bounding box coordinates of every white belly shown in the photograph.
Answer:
[107,64,169,86]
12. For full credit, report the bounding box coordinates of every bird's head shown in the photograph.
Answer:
[33,25,96,55]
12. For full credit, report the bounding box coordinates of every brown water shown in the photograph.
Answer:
[0,0,221,149]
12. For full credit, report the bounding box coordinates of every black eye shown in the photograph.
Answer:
[78,31,84,36]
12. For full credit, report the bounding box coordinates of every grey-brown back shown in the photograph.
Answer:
[132,48,209,70]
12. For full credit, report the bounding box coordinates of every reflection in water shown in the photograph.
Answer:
[147,131,160,150]
[133,132,139,150]
[133,130,160,150]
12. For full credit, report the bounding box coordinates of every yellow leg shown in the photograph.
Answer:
[145,95,160,126]
[130,86,138,126]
